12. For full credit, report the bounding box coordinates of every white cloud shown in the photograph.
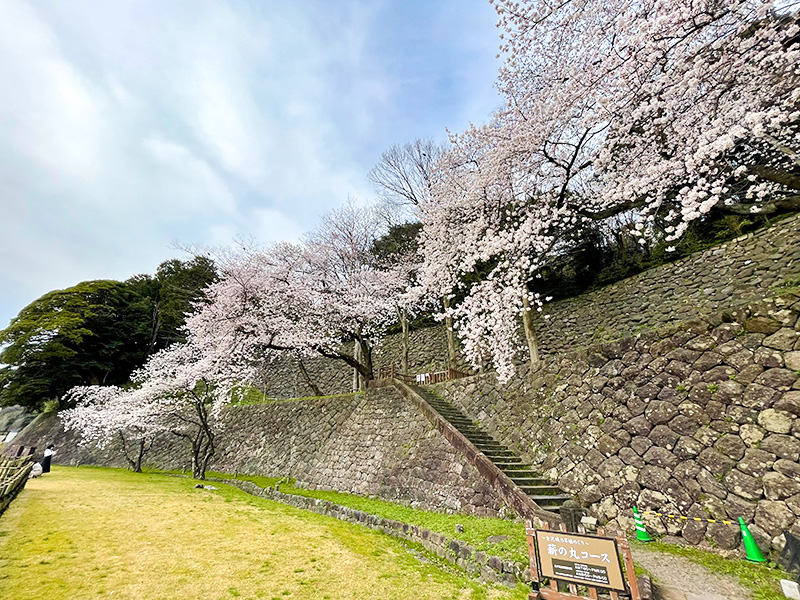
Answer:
[0,0,502,329]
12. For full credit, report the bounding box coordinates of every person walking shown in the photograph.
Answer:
[41,444,56,473]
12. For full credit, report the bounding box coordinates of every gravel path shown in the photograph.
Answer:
[631,546,752,600]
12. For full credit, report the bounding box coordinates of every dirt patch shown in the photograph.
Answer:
[632,546,752,600]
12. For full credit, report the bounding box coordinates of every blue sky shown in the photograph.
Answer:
[0,0,503,328]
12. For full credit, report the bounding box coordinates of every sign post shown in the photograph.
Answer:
[526,522,641,600]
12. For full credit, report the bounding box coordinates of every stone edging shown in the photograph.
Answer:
[207,477,528,587]
[210,476,655,595]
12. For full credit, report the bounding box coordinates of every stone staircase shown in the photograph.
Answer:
[412,386,571,511]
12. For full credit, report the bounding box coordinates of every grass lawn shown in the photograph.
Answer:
[192,471,531,564]
[0,466,527,600]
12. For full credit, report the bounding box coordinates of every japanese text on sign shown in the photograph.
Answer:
[534,530,626,592]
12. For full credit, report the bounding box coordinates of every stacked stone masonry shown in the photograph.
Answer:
[435,293,800,553]
[10,214,800,555]
[260,323,466,398]
[264,214,800,397]
[14,387,505,518]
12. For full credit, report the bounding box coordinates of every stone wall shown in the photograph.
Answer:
[258,323,465,398]
[13,387,505,518]
[0,405,36,443]
[262,214,800,399]
[435,293,800,553]
[529,213,800,354]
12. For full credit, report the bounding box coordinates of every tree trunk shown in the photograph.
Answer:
[191,402,214,480]
[358,338,372,391]
[147,300,161,356]
[442,296,457,369]
[521,294,541,369]
[397,306,409,375]
[297,356,323,396]
[133,439,145,473]
[352,339,361,393]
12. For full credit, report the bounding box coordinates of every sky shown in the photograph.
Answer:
[0,0,503,329]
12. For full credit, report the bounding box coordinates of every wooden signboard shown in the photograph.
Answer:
[534,531,625,591]
[526,521,641,600]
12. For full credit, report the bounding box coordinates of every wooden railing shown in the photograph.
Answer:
[0,455,33,516]
[376,365,474,385]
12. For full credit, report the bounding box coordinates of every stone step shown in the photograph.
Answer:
[529,494,572,507]
[444,419,477,426]
[474,446,512,454]
[510,477,551,487]
[412,385,573,510]
[501,469,540,478]
[480,450,516,458]
[518,485,564,496]
[449,422,481,430]
[466,437,500,446]
[493,462,532,469]
[484,455,523,463]
[439,415,475,424]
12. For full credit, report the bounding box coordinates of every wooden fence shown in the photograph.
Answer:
[376,365,474,385]
[0,455,33,516]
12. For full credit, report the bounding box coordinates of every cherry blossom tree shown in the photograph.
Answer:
[494,0,799,233]
[420,0,798,382]
[419,124,571,381]
[62,385,162,473]
[187,204,408,391]
[63,340,248,479]
[130,342,248,479]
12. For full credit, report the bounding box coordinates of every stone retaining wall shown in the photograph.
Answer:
[435,293,800,553]
[263,214,800,399]
[530,214,800,355]
[13,387,505,518]
[259,324,466,398]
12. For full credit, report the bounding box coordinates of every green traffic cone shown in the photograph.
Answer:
[633,506,652,542]
[739,517,766,563]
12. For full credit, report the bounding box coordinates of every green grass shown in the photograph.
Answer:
[773,277,800,296]
[199,471,531,563]
[632,540,787,600]
[0,466,527,600]
[154,468,796,598]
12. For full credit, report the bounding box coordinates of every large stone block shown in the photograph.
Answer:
[707,521,740,550]
[643,446,679,470]
[761,434,800,461]
[763,472,800,501]
[724,469,763,501]
[697,448,735,477]
[757,408,794,434]
[737,448,777,478]
[755,500,795,537]
[637,465,671,490]
[755,369,798,392]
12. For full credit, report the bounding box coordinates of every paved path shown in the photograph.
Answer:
[631,546,752,600]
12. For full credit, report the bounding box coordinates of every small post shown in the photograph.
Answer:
[559,500,585,533]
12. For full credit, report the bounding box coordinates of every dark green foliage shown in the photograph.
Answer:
[0,280,149,409]
[126,256,218,352]
[371,222,422,264]
[529,212,781,301]
[0,257,217,410]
